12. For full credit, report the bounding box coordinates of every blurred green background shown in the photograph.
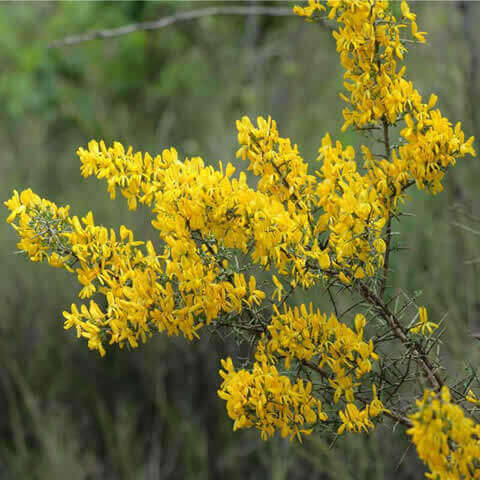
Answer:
[1,2,480,479]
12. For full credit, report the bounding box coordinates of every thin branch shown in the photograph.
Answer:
[338,299,366,320]
[302,360,330,379]
[386,354,412,403]
[383,408,413,428]
[327,286,339,317]
[451,221,480,237]
[357,281,443,391]
[356,389,413,428]
[49,6,296,49]
[304,359,412,428]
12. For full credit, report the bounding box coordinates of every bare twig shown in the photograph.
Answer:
[327,286,339,317]
[49,6,296,49]
[452,221,480,237]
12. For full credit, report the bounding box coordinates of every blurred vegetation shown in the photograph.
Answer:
[1,2,480,479]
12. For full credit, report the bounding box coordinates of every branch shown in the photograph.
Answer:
[357,281,443,391]
[302,360,331,379]
[383,408,413,428]
[48,6,295,49]
[303,360,413,428]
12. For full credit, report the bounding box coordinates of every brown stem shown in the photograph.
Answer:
[302,360,330,379]
[357,281,443,391]
[383,408,413,428]
[302,360,413,427]
[49,6,296,49]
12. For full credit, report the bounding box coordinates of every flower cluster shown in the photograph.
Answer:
[236,115,317,213]
[292,0,325,21]
[3,0,477,456]
[400,108,475,194]
[334,385,390,435]
[326,0,473,194]
[265,305,376,393]
[79,140,320,288]
[5,188,72,265]
[235,116,387,285]
[218,306,387,440]
[407,387,480,480]
[5,188,265,355]
[218,354,328,442]
[331,0,426,129]
[316,134,389,282]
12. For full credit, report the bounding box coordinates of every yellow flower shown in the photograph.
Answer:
[271,275,284,302]
[369,384,390,418]
[218,355,327,441]
[338,403,373,434]
[293,0,325,19]
[5,0,478,455]
[466,389,480,405]
[411,306,438,336]
[408,386,480,479]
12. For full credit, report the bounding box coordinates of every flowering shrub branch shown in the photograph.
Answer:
[5,1,480,477]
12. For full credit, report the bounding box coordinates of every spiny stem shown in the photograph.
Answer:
[357,281,443,391]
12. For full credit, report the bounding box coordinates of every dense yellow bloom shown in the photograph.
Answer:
[4,0,478,454]
[292,0,325,20]
[408,387,480,479]
[5,188,72,264]
[265,305,377,388]
[236,116,392,282]
[218,353,328,442]
[298,0,474,195]
[338,403,373,435]
[78,139,322,288]
[316,134,389,277]
[236,115,318,213]
[5,189,264,355]
[218,307,386,440]
[332,0,426,129]
[400,112,475,194]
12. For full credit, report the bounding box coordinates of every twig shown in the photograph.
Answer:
[383,408,413,428]
[338,299,365,320]
[386,354,412,403]
[304,359,413,428]
[452,221,480,237]
[395,444,413,472]
[327,286,339,317]
[49,6,295,49]
[357,281,443,391]
[302,360,330,379]
[356,389,413,428]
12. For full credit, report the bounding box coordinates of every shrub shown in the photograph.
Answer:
[5,1,478,478]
